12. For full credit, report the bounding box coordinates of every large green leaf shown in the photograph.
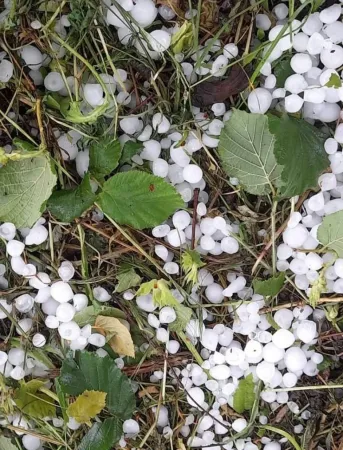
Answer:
[89,136,121,179]
[269,114,329,198]
[0,437,18,450]
[0,155,56,227]
[47,173,96,222]
[120,141,143,165]
[274,57,292,88]
[318,210,343,257]
[233,374,255,414]
[73,305,126,327]
[253,273,285,297]
[14,380,56,419]
[58,352,135,419]
[218,110,282,195]
[98,171,184,229]
[79,417,122,450]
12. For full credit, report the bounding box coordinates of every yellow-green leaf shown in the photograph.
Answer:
[14,380,56,419]
[67,390,107,425]
[94,315,135,358]
[171,21,194,54]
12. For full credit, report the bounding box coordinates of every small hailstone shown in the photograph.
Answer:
[285,94,304,113]
[159,306,176,324]
[211,103,226,116]
[285,74,308,94]
[187,387,204,408]
[296,320,316,343]
[256,14,271,30]
[21,45,43,70]
[221,237,239,254]
[283,224,308,248]
[156,327,169,342]
[0,223,15,241]
[141,140,161,161]
[123,418,140,435]
[6,240,25,257]
[290,53,312,74]
[232,418,247,432]
[15,294,34,313]
[167,229,186,247]
[56,303,76,323]
[93,286,111,302]
[248,88,272,114]
[200,329,219,351]
[205,283,224,303]
[11,256,26,275]
[152,158,169,177]
[44,72,64,91]
[166,340,180,354]
[11,366,26,380]
[58,261,75,282]
[32,333,46,348]
[88,333,106,347]
[148,313,160,329]
[223,43,238,59]
[164,262,179,274]
[45,315,59,329]
[73,293,88,312]
[67,417,81,430]
[152,224,170,238]
[319,4,342,24]
[172,210,191,230]
[284,347,307,372]
[274,3,288,19]
[58,321,81,341]
[149,30,171,52]
[25,225,48,245]
[8,348,25,366]
[130,0,157,27]
[256,361,275,382]
[51,281,74,303]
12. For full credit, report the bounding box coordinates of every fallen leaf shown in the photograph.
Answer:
[192,64,249,107]
[94,315,135,358]
[138,386,159,398]
[200,0,219,30]
[67,390,107,425]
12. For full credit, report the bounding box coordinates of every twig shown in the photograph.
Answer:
[191,188,200,250]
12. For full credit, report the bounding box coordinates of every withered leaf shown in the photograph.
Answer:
[192,64,249,107]
[94,315,135,358]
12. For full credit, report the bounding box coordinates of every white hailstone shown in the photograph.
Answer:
[136,294,157,312]
[21,45,43,69]
[56,303,76,323]
[274,309,294,329]
[256,14,271,30]
[307,32,325,55]
[70,336,88,351]
[225,347,244,365]
[159,306,176,324]
[67,417,81,430]
[156,327,169,342]
[272,329,295,349]
[320,4,341,24]
[223,43,238,59]
[45,315,59,329]
[167,229,186,247]
[170,145,190,167]
[44,72,64,91]
[205,283,224,303]
[172,210,191,230]
[57,134,78,161]
[42,298,59,316]
[311,352,323,364]
[296,320,316,343]
[198,268,214,287]
[8,348,25,365]
[51,281,74,303]
[319,173,337,191]
[244,340,263,362]
[93,286,111,302]
[276,243,292,261]
[75,150,89,178]
[248,88,272,114]
[263,342,285,363]
[164,262,179,274]
[73,293,88,312]
[123,419,140,436]
[209,364,231,381]
[6,240,24,257]
[223,276,246,297]
[232,418,247,432]
[334,123,343,143]
[166,340,180,354]
[141,139,161,161]
[285,94,304,113]
[200,235,215,251]
[130,0,157,27]
[0,222,16,241]
[201,329,219,351]
[58,261,75,282]
[187,387,204,408]
[264,74,276,89]
[211,103,226,116]
[88,333,106,347]
[152,224,170,237]
[0,351,8,365]
[283,224,308,248]
[308,192,324,212]
[321,45,343,69]
[221,236,240,254]
[32,333,46,348]
[285,74,308,94]
[83,83,104,107]
[211,55,228,77]
[284,347,307,372]
[283,372,298,388]
[10,257,25,276]
[293,32,309,52]
[290,53,312,74]
[154,244,169,261]
[302,12,322,36]
[22,435,41,450]
[137,124,152,141]
[25,224,48,245]
[15,294,34,313]
[256,361,275,382]
[149,30,171,52]
[11,366,26,380]
[148,313,160,329]
[0,59,13,82]
[58,321,81,341]
[274,3,288,19]
[152,158,169,177]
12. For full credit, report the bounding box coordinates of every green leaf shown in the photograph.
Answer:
[0,155,57,227]
[233,374,256,414]
[120,141,143,165]
[325,73,341,88]
[171,21,194,54]
[79,417,122,450]
[67,390,107,424]
[47,173,96,222]
[115,267,142,293]
[274,57,293,88]
[13,138,37,153]
[62,100,108,124]
[268,114,328,198]
[89,136,121,179]
[14,380,56,419]
[58,352,135,419]
[98,171,184,229]
[318,210,343,257]
[218,110,282,195]
[252,272,285,297]
[55,378,68,422]
[169,304,192,333]
[74,305,126,327]
[0,437,19,450]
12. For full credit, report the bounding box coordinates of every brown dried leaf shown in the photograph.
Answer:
[138,386,159,398]
[192,64,249,107]
[155,0,184,17]
[200,0,219,30]
[94,315,135,358]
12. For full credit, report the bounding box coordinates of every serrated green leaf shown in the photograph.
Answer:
[74,305,126,327]
[58,352,135,419]
[233,374,255,414]
[169,304,192,333]
[218,110,282,195]
[115,267,142,293]
[98,171,184,229]
[0,437,19,450]
[253,272,285,297]
[318,210,343,257]
[47,173,96,222]
[274,57,293,88]
[0,155,57,227]
[268,114,329,198]
[325,73,341,88]
[67,390,107,424]
[120,141,143,165]
[14,380,56,419]
[89,137,121,179]
[79,417,122,450]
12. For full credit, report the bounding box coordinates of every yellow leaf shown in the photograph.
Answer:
[94,315,135,358]
[67,390,107,425]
